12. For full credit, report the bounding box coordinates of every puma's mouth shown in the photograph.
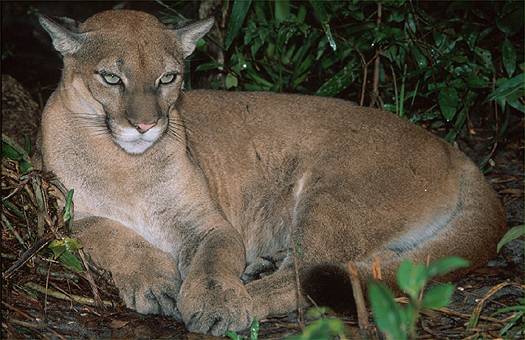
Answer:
[109,122,166,154]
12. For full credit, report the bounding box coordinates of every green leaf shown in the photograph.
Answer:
[488,73,524,102]
[438,87,459,121]
[2,135,33,174]
[196,62,223,72]
[493,305,525,315]
[497,225,525,253]
[466,74,488,88]
[406,13,416,33]
[422,284,455,309]
[274,0,290,23]
[502,39,517,77]
[2,141,22,161]
[20,160,33,175]
[496,2,524,35]
[63,237,82,252]
[369,281,406,340]
[58,249,84,272]
[225,73,238,89]
[48,239,67,259]
[399,304,415,334]
[309,0,336,51]
[225,331,242,340]
[224,0,253,49]
[306,306,330,320]
[250,318,259,340]
[396,260,427,300]
[411,46,427,68]
[499,311,524,337]
[474,47,493,70]
[289,318,345,340]
[315,62,355,97]
[426,256,470,278]
[63,189,74,223]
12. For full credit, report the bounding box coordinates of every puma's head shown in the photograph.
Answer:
[39,10,213,154]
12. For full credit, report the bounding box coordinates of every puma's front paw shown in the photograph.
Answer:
[177,275,254,336]
[114,265,182,320]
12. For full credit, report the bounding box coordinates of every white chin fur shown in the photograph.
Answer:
[115,139,155,154]
[113,127,163,154]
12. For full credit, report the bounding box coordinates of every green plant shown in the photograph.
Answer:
[1,134,33,174]
[493,226,525,338]
[368,257,470,340]
[226,318,260,340]
[493,297,525,338]
[163,0,523,143]
[287,307,346,340]
[497,224,525,252]
[1,134,84,273]
[48,236,84,273]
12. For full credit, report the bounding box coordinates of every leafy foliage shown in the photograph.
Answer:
[368,257,469,340]
[226,319,259,340]
[497,224,525,252]
[48,237,84,273]
[172,0,524,141]
[1,134,33,174]
[287,307,346,340]
[493,297,525,338]
[493,226,525,338]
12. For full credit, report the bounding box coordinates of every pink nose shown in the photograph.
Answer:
[136,122,157,133]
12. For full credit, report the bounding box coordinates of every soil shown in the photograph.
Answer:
[1,2,523,339]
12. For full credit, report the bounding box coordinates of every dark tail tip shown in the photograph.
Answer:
[301,264,356,315]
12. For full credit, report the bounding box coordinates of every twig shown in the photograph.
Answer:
[371,3,382,108]
[79,249,105,310]
[467,282,512,330]
[2,301,33,319]
[36,266,79,281]
[428,307,506,324]
[396,298,507,324]
[8,318,66,340]
[355,49,369,106]
[1,174,32,201]
[23,282,115,308]
[420,318,440,338]
[347,262,369,331]
[2,200,26,219]
[1,213,28,249]
[390,63,399,114]
[45,262,51,315]
[8,319,46,330]
[2,234,54,279]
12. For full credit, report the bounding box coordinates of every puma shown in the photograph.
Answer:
[39,10,506,336]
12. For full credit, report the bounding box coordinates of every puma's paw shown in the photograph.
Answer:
[177,275,253,336]
[115,268,182,320]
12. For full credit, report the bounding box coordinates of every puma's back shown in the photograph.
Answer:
[180,90,505,264]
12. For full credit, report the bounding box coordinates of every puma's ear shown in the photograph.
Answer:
[38,15,84,55]
[174,18,214,58]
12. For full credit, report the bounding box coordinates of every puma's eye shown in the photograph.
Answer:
[101,73,122,85]
[159,73,177,85]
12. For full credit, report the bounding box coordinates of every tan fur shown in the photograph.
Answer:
[39,10,506,335]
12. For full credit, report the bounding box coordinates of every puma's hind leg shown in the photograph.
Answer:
[73,217,182,319]
[247,163,505,320]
